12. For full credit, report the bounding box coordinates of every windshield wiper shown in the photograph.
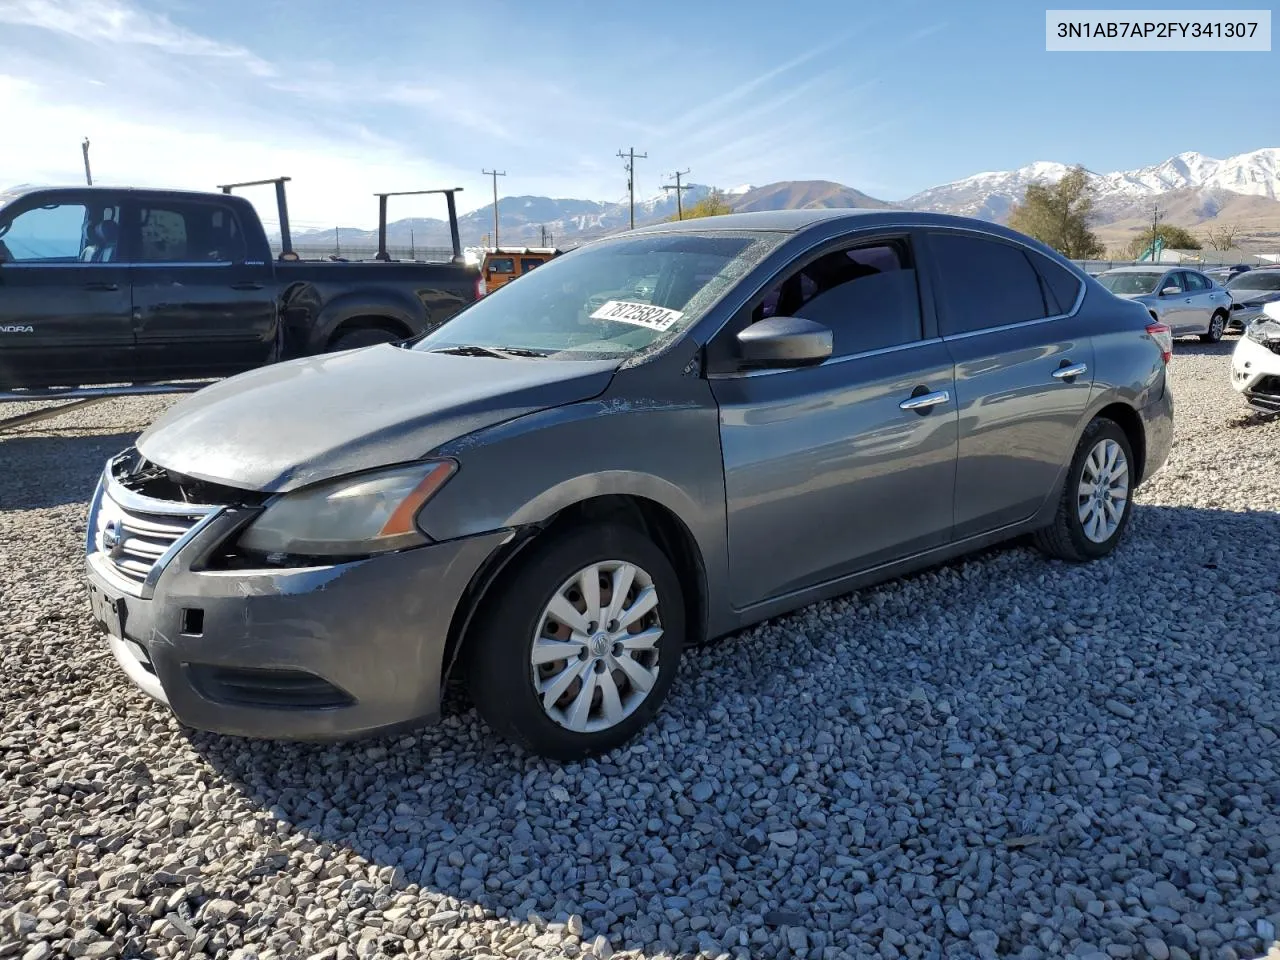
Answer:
[428,344,550,359]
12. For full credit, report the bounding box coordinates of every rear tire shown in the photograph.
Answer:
[327,327,402,352]
[1201,311,1227,343]
[465,523,686,760]
[1033,417,1135,562]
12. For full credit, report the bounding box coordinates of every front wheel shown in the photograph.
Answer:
[465,523,685,760]
[1034,417,1135,562]
[1201,311,1227,343]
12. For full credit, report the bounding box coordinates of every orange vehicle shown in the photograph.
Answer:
[478,246,561,295]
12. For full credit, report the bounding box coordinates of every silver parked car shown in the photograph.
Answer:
[85,210,1175,759]
[1095,265,1232,342]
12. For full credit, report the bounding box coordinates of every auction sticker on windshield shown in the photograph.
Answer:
[589,300,683,331]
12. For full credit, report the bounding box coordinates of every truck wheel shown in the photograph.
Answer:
[327,327,402,352]
[465,522,685,760]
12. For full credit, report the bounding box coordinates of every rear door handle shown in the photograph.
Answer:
[899,389,950,412]
[1184,298,1193,303]
[83,282,119,291]
[1052,362,1088,380]
[230,281,264,290]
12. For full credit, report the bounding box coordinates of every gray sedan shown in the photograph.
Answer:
[1095,265,1232,342]
[85,210,1174,759]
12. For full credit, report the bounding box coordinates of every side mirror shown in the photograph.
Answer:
[735,316,832,369]
[1160,286,1181,296]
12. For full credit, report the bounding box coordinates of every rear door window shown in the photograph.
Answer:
[134,200,247,263]
[928,232,1049,336]
[1184,271,1209,291]
[1027,250,1083,315]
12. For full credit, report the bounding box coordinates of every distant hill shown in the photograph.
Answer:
[732,180,893,213]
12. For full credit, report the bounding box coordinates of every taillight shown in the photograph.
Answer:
[1146,321,1172,363]
[475,276,486,299]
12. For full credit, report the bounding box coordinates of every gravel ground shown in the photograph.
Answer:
[3,338,1280,960]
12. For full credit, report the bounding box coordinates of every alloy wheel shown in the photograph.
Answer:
[1076,438,1130,543]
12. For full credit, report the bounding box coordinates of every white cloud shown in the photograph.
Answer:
[0,0,275,75]
[0,0,617,226]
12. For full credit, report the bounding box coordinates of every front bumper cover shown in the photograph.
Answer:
[1230,332,1280,412]
[84,466,512,740]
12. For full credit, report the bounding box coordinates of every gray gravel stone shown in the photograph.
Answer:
[2,345,1279,959]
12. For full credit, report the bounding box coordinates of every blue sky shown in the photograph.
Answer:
[1,0,1275,229]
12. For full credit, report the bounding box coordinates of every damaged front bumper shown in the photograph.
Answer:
[1230,322,1280,414]
[83,456,511,740]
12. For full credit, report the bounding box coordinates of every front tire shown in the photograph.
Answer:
[1201,310,1227,343]
[465,523,686,760]
[1033,417,1135,562]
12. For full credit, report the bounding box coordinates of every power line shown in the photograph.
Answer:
[616,147,648,230]
[663,169,692,221]
[482,169,506,249]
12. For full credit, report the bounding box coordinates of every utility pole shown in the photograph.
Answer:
[410,228,415,260]
[335,227,341,258]
[1149,203,1163,261]
[81,138,92,186]
[663,169,692,220]
[616,147,647,230]
[482,169,506,249]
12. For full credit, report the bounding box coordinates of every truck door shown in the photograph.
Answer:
[0,191,134,389]
[124,195,276,381]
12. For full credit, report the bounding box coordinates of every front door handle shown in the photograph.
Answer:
[1052,362,1088,380]
[230,281,264,290]
[1184,298,1193,304]
[83,282,119,291]
[899,389,950,412]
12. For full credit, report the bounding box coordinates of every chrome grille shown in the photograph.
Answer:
[90,489,208,596]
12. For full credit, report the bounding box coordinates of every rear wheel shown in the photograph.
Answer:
[465,523,685,760]
[1201,310,1227,343]
[1034,417,1135,562]
[327,327,402,352]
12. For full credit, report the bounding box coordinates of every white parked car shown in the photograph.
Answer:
[1230,301,1280,414]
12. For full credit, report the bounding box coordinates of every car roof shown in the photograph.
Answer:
[623,207,1071,244]
[1100,265,1179,273]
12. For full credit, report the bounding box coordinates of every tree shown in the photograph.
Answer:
[1006,165,1105,259]
[1121,224,1203,258]
[1204,223,1240,251]
[667,188,734,221]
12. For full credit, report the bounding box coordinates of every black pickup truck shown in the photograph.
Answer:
[0,181,480,390]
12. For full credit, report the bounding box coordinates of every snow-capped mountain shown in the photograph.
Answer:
[276,146,1280,253]
[905,148,1280,220]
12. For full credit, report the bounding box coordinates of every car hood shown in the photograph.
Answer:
[1229,289,1280,305]
[136,345,619,492]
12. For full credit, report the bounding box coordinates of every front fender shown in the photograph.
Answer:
[416,374,735,633]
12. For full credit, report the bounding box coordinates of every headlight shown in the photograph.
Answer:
[1246,320,1280,346]
[237,460,457,559]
